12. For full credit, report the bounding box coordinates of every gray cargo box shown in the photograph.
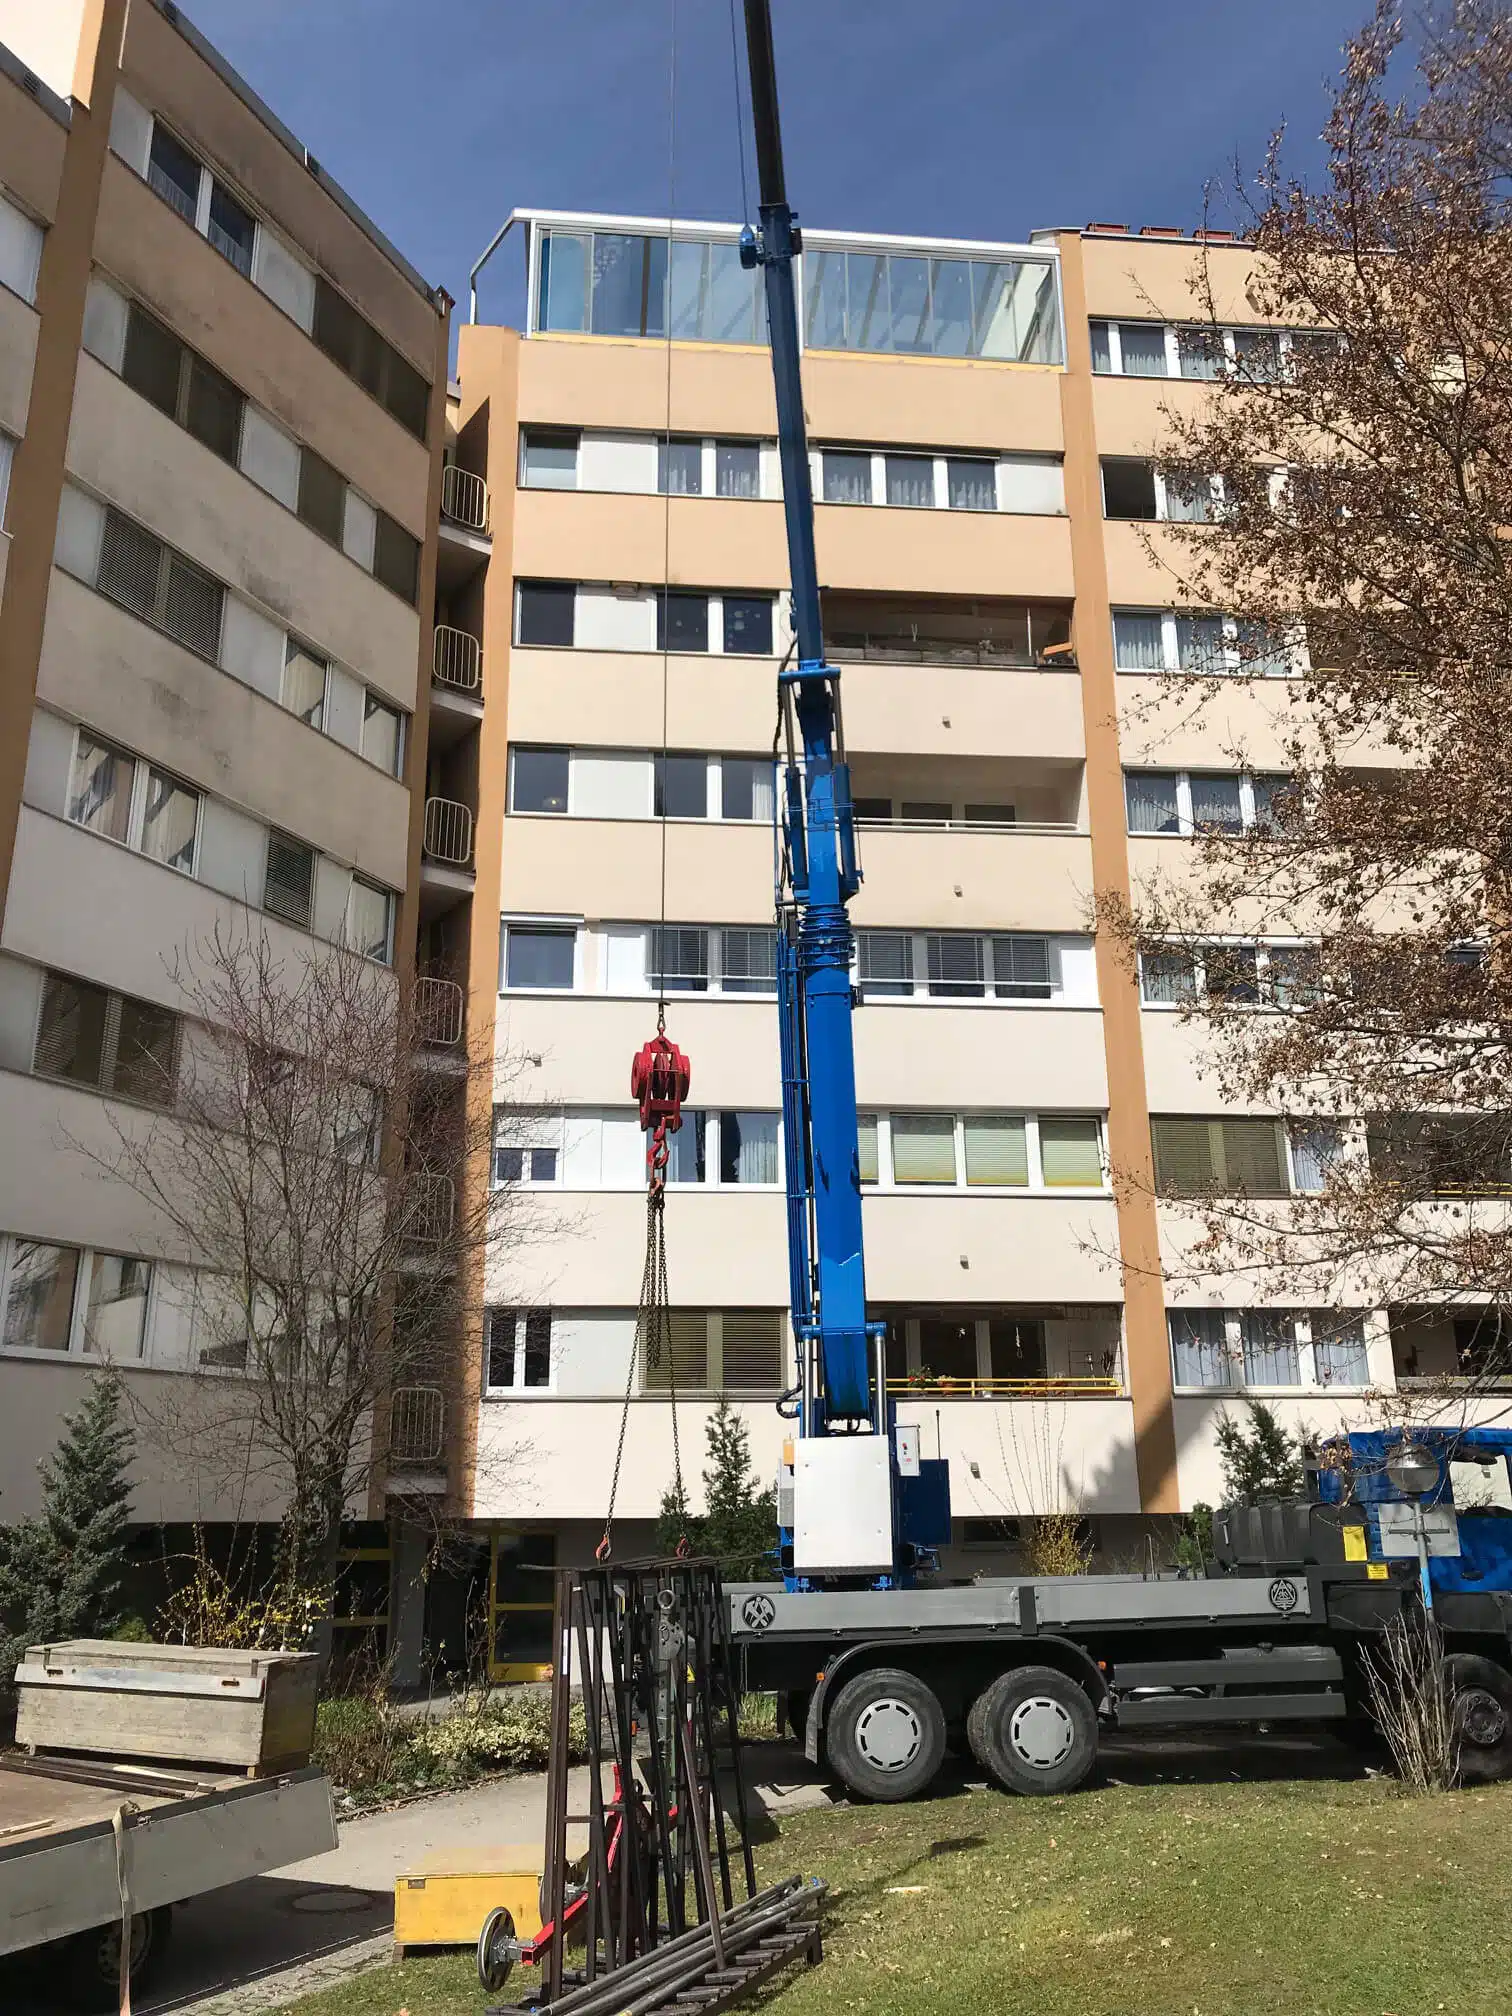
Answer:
[14,1640,318,1773]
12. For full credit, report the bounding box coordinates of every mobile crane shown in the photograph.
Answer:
[724,0,1512,1806]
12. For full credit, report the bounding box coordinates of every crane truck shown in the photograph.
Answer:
[720,0,1512,1804]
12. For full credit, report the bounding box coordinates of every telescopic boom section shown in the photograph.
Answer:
[740,0,875,1432]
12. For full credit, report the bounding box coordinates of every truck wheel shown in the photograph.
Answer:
[1446,1654,1512,1784]
[57,1905,171,2011]
[967,1665,1098,1796]
[825,1666,946,1802]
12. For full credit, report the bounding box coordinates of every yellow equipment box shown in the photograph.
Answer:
[393,1850,544,1957]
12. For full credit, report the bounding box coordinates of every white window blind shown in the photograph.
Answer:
[238,405,301,509]
[964,1116,1029,1187]
[1039,1117,1103,1187]
[575,585,657,651]
[0,192,43,306]
[108,87,152,176]
[81,273,129,370]
[891,1113,957,1185]
[342,489,378,570]
[998,455,1064,514]
[602,926,648,993]
[857,1113,879,1185]
[252,230,316,333]
[573,751,650,818]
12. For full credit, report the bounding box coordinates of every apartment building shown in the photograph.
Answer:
[423,210,1506,1680]
[0,0,448,1645]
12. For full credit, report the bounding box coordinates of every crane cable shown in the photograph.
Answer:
[599,0,687,1563]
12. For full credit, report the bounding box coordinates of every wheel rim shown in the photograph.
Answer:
[1457,1685,1507,1749]
[1008,1696,1077,1770]
[95,1913,151,1983]
[855,1697,923,1772]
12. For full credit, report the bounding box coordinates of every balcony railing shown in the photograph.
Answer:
[415,975,464,1046]
[433,624,482,695]
[207,217,253,278]
[830,634,1076,670]
[389,1385,445,1464]
[147,160,196,223]
[404,1172,455,1252]
[887,1376,1122,1399]
[441,464,490,533]
[856,815,1080,836]
[423,796,474,867]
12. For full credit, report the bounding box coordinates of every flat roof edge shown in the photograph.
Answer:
[0,38,71,126]
[510,206,1057,261]
[152,0,440,306]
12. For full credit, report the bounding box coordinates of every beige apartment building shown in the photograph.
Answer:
[0,0,449,1650]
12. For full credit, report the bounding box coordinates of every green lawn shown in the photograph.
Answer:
[284,1773,1512,2016]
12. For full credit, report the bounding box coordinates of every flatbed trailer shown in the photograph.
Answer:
[728,1493,1512,1801]
[0,1751,336,2008]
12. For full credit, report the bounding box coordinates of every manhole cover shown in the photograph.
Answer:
[286,1888,379,1917]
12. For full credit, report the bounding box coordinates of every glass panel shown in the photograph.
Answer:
[720,757,774,821]
[1118,323,1169,376]
[1313,1317,1368,1386]
[804,249,847,349]
[719,927,776,993]
[313,277,362,373]
[930,260,973,355]
[706,240,760,342]
[297,449,346,542]
[1164,474,1214,523]
[715,440,760,498]
[1177,327,1223,379]
[659,1113,707,1183]
[69,737,135,843]
[1240,1309,1300,1385]
[1170,1309,1229,1387]
[885,455,934,508]
[656,591,709,654]
[1125,772,1181,834]
[1206,943,1260,1003]
[1289,1124,1341,1194]
[147,125,200,221]
[1236,619,1293,676]
[522,1309,552,1385]
[653,753,707,817]
[207,181,256,278]
[857,1113,879,1184]
[1250,773,1291,831]
[1267,944,1321,1008]
[974,258,1061,364]
[34,973,109,1087]
[990,1318,1046,1378]
[517,582,576,648]
[918,1317,977,1381]
[722,597,772,655]
[992,936,1052,1000]
[967,804,1015,825]
[184,354,243,463]
[1114,611,1166,670]
[511,748,569,813]
[1176,615,1226,672]
[946,459,995,511]
[346,879,392,962]
[667,238,709,339]
[822,451,871,504]
[847,254,889,350]
[927,934,985,998]
[858,932,913,998]
[891,1113,957,1184]
[521,428,579,488]
[886,257,930,353]
[1141,950,1197,1003]
[539,231,588,332]
[140,768,198,872]
[1089,321,1113,373]
[281,641,327,728]
[505,928,574,989]
[720,1111,778,1184]
[113,995,178,1106]
[657,437,702,496]
[362,696,402,775]
[1233,329,1281,382]
[3,1241,79,1352]
[373,513,420,603]
[82,1254,150,1358]
[964,1116,1029,1187]
[649,925,709,992]
[1102,459,1157,519]
[1039,1117,1103,1187]
[121,305,183,420]
[590,233,662,337]
[1189,774,1244,833]
[901,801,950,825]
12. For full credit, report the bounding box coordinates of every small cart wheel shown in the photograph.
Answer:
[477,1904,518,1993]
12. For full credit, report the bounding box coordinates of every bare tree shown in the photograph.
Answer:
[1107,1,1512,1424]
[72,925,537,1599]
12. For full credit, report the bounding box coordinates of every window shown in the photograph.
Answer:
[885,455,935,508]
[821,450,871,504]
[362,695,403,775]
[964,1115,1029,1187]
[656,591,709,654]
[1169,1310,1230,1388]
[0,429,12,522]
[139,767,199,872]
[1126,773,1180,835]
[1113,608,1300,678]
[1240,1309,1299,1385]
[720,928,776,994]
[207,180,256,279]
[1039,1117,1103,1187]
[947,459,996,511]
[720,1112,779,1185]
[520,428,580,489]
[537,227,766,345]
[1126,769,1290,836]
[67,736,200,876]
[485,1308,553,1391]
[2,1242,80,1354]
[312,276,431,439]
[0,1240,150,1360]
[502,924,576,990]
[1288,1124,1342,1193]
[654,753,708,818]
[659,1112,708,1184]
[1176,615,1226,673]
[1140,950,1197,1005]
[297,447,346,544]
[263,832,316,928]
[992,935,1054,1000]
[1189,774,1244,834]
[1089,321,1168,376]
[147,124,201,223]
[716,440,760,498]
[1206,943,1260,1004]
[82,1254,152,1358]
[858,932,914,998]
[802,246,1061,363]
[492,1117,561,1187]
[640,1309,784,1395]
[517,581,576,648]
[1164,473,1214,524]
[1102,458,1157,520]
[346,878,394,963]
[720,757,773,821]
[650,926,709,994]
[1233,329,1282,383]
[1177,327,1223,379]
[1113,611,1166,672]
[121,304,245,465]
[858,1113,879,1184]
[722,596,772,656]
[96,508,224,660]
[926,935,985,999]
[281,640,328,728]
[372,512,420,604]
[0,191,44,305]
[1366,1115,1512,1197]
[657,437,702,496]
[511,747,570,813]
[1313,1316,1369,1386]
[68,736,134,845]
[1150,1117,1290,1198]
[34,972,178,1107]
[891,1113,958,1185]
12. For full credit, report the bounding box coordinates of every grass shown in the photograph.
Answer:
[280,1771,1512,2016]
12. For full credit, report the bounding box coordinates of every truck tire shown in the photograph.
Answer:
[1446,1654,1512,1784]
[825,1666,946,1802]
[57,1905,172,2012]
[967,1664,1098,1796]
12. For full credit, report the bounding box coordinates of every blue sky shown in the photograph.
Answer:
[183,0,1367,344]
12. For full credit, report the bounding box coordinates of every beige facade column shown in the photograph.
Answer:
[0,0,124,929]
[1055,230,1179,1512]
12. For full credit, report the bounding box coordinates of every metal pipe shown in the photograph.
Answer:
[467,210,525,323]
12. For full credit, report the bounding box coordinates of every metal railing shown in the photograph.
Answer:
[433,624,482,694]
[415,975,465,1046]
[441,463,490,533]
[147,161,197,223]
[828,635,1077,671]
[886,1375,1122,1399]
[856,816,1081,836]
[423,796,474,867]
[207,218,253,278]
[389,1385,445,1464]
[404,1171,455,1252]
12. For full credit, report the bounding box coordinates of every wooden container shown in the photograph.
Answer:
[13,1640,319,1773]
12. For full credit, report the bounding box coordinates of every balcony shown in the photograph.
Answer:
[879,1305,1125,1393]
[823,592,1075,671]
[385,1385,448,1496]
[1390,1307,1512,1393]
[402,1172,456,1259]
[421,796,476,917]
[887,1376,1120,1399]
[849,752,1083,832]
[430,625,484,751]
[437,464,491,594]
[442,463,490,533]
[415,974,465,1047]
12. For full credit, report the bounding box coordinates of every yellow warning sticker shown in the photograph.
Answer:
[1343,1525,1368,1561]
[1367,1562,1389,1580]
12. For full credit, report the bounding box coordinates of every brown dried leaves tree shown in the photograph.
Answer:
[1117,2,1512,1406]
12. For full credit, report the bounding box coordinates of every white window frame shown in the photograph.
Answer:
[1112,608,1302,677]
[509,750,774,822]
[1168,1306,1369,1395]
[634,1307,789,1397]
[66,727,203,878]
[1125,768,1289,837]
[1137,939,1305,1009]
[499,916,583,994]
[852,931,1063,1005]
[872,1110,1107,1194]
[482,1306,556,1395]
[146,118,263,284]
[1093,320,1323,380]
[0,1234,156,1364]
[360,692,406,776]
[0,189,45,307]
[491,1111,566,1190]
[345,875,395,965]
